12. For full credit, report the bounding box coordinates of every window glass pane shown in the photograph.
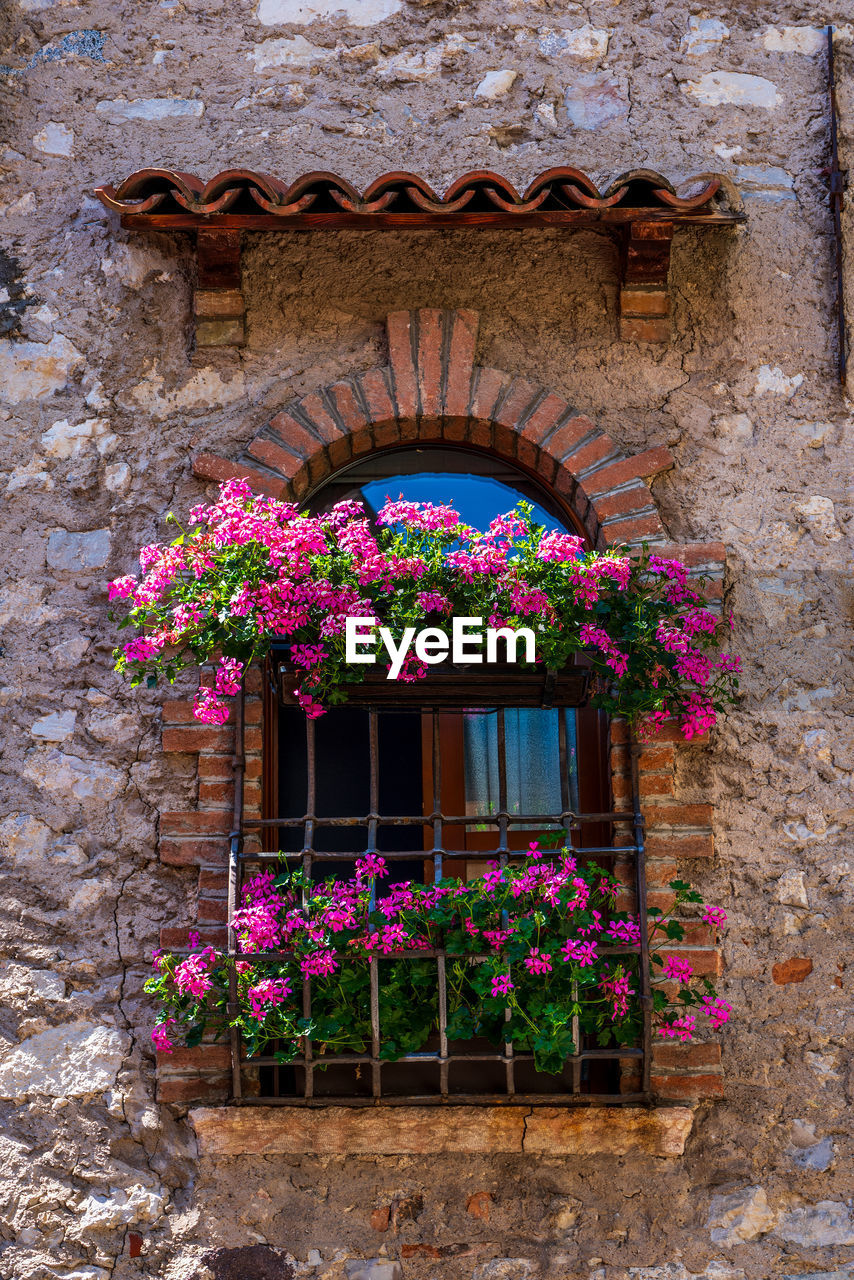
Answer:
[308,445,579,537]
[463,708,579,830]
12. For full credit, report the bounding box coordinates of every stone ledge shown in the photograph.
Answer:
[189,1105,693,1158]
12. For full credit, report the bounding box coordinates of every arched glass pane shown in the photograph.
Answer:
[309,445,579,535]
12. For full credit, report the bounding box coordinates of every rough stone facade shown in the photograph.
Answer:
[1,1,853,1279]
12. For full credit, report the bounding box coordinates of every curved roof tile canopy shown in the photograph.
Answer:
[96,166,743,222]
[193,306,725,580]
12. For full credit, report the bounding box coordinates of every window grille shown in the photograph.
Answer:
[225,667,652,1106]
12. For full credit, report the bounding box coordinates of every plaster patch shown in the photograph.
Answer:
[257,0,401,23]
[22,748,125,802]
[707,1186,778,1245]
[474,70,518,100]
[0,583,59,628]
[249,34,329,70]
[0,334,85,404]
[753,364,803,396]
[31,710,77,741]
[775,1202,854,1247]
[124,366,247,420]
[95,98,204,124]
[793,496,843,543]
[761,27,845,55]
[681,72,781,109]
[0,1021,128,1099]
[564,73,627,128]
[42,416,109,459]
[32,122,73,157]
[539,24,610,60]
[680,17,729,58]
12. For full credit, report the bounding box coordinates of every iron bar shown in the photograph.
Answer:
[235,811,640,828]
[630,732,652,1098]
[227,686,245,1101]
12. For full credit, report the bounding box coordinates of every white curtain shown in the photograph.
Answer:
[463,709,578,826]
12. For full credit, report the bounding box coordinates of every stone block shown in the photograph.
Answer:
[46,528,111,570]
[0,1021,128,1099]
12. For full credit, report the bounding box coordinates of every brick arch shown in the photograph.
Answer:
[193,309,675,550]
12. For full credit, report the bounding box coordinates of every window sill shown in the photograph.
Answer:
[189,1104,693,1158]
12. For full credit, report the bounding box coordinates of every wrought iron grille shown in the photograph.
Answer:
[226,677,652,1106]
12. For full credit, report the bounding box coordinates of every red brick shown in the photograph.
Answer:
[679,922,717,946]
[244,726,262,752]
[162,700,196,724]
[444,309,479,425]
[128,1233,143,1259]
[246,435,303,480]
[298,392,347,447]
[358,367,399,446]
[646,889,678,912]
[515,433,541,471]
[244,699,262,724]
[290,468,310,501]
[584,447,675,497]
[160,838,227,867]
[656,948,721,976]
[196,754,235,781]
[646,834,714,859]
[469,366,510,431]
[637,743,676,770]
[162,726,233,754]
[198,782,234,808]
[652,1042,721,1071]
[157,1076,231,1104]
[517,392,570,445]
[466,1191,493,1221]
[621,316,671,343]
[542,412,595,463]
[593,484,655,521]
[651,1073,723,1100]
[638,774,675,797]
[417,307,443,423]
[159,925,226,949]
[198,869,228,892]
[161,811,233,837]
[493,378,541,430]
[563,434,615,476]
[772,956,813,985]
[599,512,665,546]
[645,803,713,828]
[620,287,669,317]
[652,541,727,568]
[386,311,418,420]
[192,452,285,500]
[490,420,519,460]
[243,757,263,780]
[198,898,228,923]
[245,667,263,694]
[370,1207,390,1232]
[157,1044,231,1071]
[327,379,370,434]
[327,433,354,469]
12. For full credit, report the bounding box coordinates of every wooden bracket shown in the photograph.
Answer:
[618,220,674,343]
[195,229,245,347]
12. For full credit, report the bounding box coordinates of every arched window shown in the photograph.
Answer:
[251,447,626,1102]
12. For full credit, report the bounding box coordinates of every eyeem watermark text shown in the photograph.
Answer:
[345,616,536,679]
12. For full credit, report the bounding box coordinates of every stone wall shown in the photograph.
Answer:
[0,1,853,1279]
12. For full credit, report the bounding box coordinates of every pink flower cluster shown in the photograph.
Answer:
[112,481,738,740]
